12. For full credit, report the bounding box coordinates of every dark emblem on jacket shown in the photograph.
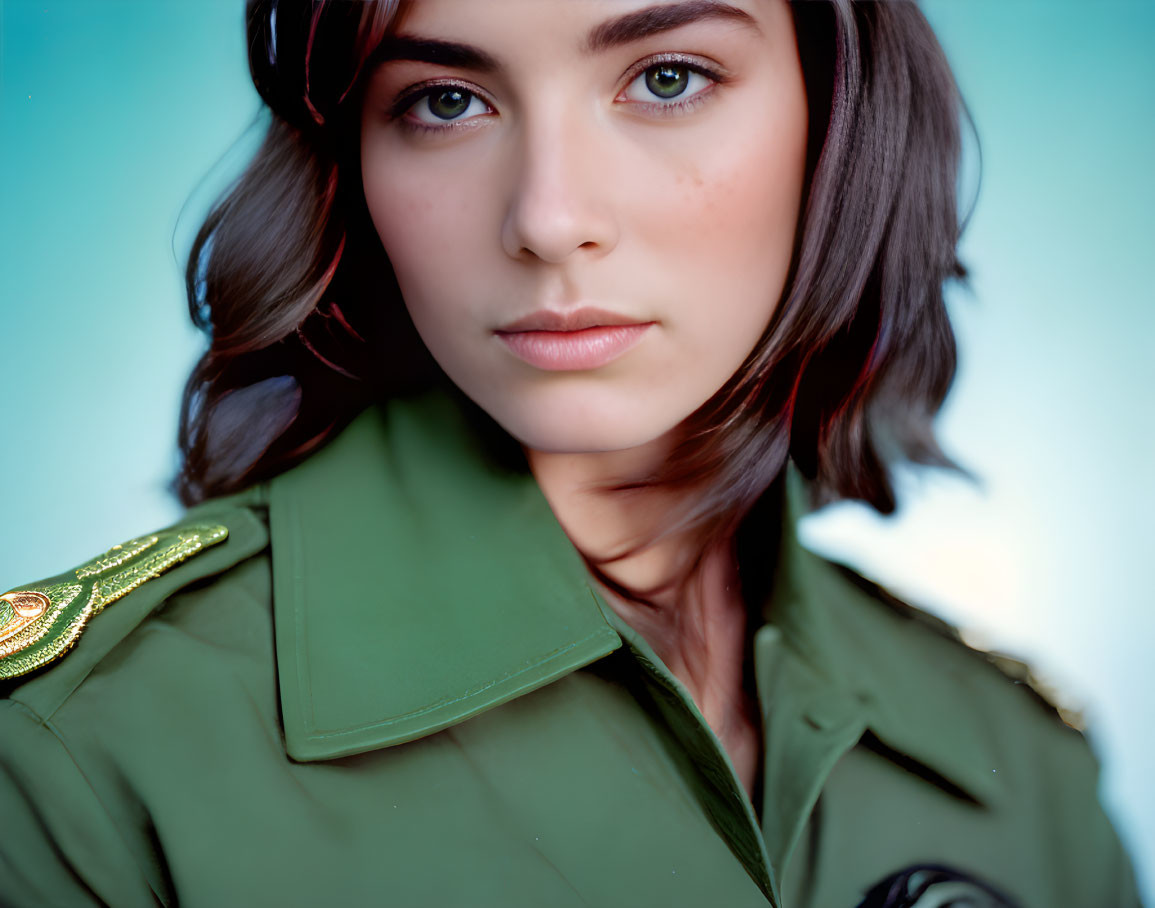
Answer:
[856,864,1019,908]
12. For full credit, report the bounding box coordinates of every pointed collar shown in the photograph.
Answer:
[266,388,1002,806]
[267,391,620,762]
[757,471,1003,806]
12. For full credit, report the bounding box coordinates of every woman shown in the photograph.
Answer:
[0,1,1140,906]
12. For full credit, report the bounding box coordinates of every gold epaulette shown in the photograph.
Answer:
[0,524,228,681]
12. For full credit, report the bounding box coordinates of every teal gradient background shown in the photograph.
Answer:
[2,0,1152,899]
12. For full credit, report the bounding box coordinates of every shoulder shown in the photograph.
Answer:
[777,474,1084,743]
[785,539,1102,794]
[0,492,274,908]
[833,561,1086,731]
[0,490,270,714]
[830,560,1142,898]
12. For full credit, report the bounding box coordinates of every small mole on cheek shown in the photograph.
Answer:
[669,153,705,190]
[688,169,744,227]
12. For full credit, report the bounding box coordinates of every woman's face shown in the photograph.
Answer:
[361,0,808,455]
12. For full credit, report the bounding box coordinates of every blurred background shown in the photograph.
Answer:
[1,0,1152,899]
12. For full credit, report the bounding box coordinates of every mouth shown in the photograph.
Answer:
[496,306,649,333]
[494,306,654,372]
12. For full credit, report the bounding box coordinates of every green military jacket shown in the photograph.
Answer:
[0,392,1140,907]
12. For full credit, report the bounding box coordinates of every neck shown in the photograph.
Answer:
[526,441,762,796]
[526,435,690,597]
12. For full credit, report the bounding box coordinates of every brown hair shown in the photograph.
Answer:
[177,0,967,549]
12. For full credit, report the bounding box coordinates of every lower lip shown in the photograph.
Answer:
[496,324,652,372]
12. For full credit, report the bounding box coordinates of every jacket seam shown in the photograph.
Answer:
[6,699,170,908]
[14,508,270,722]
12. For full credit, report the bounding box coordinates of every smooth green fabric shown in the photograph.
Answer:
[0,392,1140,907]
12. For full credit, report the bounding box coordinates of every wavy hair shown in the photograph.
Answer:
[177,0,968,555]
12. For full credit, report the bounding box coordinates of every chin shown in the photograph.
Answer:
[485,395,681,458]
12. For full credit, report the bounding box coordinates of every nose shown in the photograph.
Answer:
[500,111,619,264]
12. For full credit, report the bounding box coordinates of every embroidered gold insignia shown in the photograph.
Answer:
[0,524,228,680]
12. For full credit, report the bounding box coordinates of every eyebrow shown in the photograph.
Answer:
[374,1,758,74]
[585,1,760,54]
[373,36,500,73]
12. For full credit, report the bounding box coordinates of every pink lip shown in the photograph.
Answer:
[495,306,653,371]
[497,306,647,333]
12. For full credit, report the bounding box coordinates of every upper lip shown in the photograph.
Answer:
[496,306,650,333]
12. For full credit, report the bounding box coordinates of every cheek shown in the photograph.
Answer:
[662,118,804,277]
[632,103,808,363]
[361,153,495,326]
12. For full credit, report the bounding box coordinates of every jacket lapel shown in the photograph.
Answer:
[267,387,1004,847]
[268,392,621,762]
[757,473,1002,871]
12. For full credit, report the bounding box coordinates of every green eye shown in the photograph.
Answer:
[426,88,472,120]
[644,65,690,99]
[619,59,718,111]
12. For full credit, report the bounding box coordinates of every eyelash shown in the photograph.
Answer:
[617,53,727,117]
[390,80,496,136]
[389,53,727,136]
